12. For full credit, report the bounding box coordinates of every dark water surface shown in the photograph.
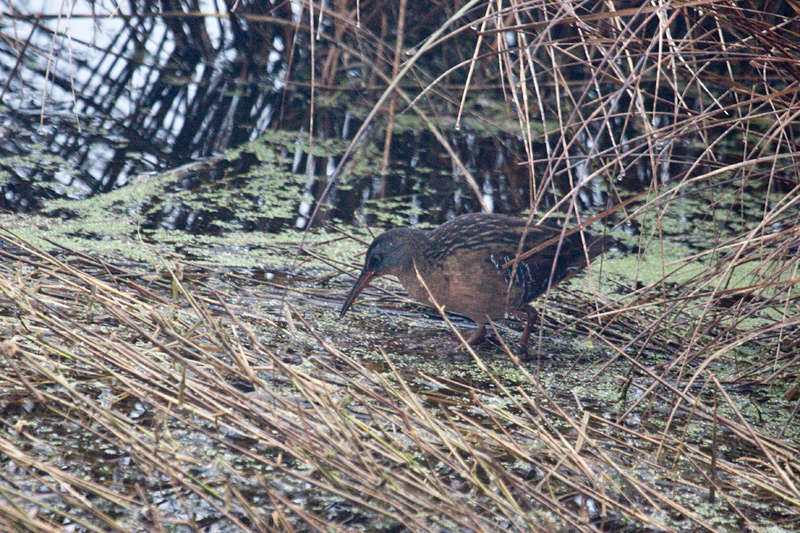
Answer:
[2,0,651,226]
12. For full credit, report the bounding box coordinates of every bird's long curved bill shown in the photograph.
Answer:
[340,270,375,318]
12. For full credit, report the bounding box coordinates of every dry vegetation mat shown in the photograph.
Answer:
[0,228,798,532]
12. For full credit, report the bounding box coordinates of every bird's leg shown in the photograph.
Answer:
[519,306,539,350]
[466,323,487,345]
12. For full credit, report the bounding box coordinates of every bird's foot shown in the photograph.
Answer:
[516,307,539,358]
[445,324,490,352]
[465,324,487,346]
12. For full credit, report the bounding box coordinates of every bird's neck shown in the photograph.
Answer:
[387,228,435,304]
[390,227,431,265]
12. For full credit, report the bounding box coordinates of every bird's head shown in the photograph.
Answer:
[339,228,421,318]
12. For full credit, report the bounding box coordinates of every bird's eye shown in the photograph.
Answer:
[368,254,382,270]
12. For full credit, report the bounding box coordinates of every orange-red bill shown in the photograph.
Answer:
[340,270,376,318]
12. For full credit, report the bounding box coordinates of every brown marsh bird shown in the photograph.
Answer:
[340,213,613,348]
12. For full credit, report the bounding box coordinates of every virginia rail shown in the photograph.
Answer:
[340,213,613,348]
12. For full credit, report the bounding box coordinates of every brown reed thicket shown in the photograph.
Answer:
[1,0,799,531]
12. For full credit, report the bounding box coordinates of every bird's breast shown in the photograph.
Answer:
[392,253,527,323]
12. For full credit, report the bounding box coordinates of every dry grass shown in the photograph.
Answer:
[0,225,798,531]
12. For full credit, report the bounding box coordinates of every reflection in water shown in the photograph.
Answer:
[1,0,630,229]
